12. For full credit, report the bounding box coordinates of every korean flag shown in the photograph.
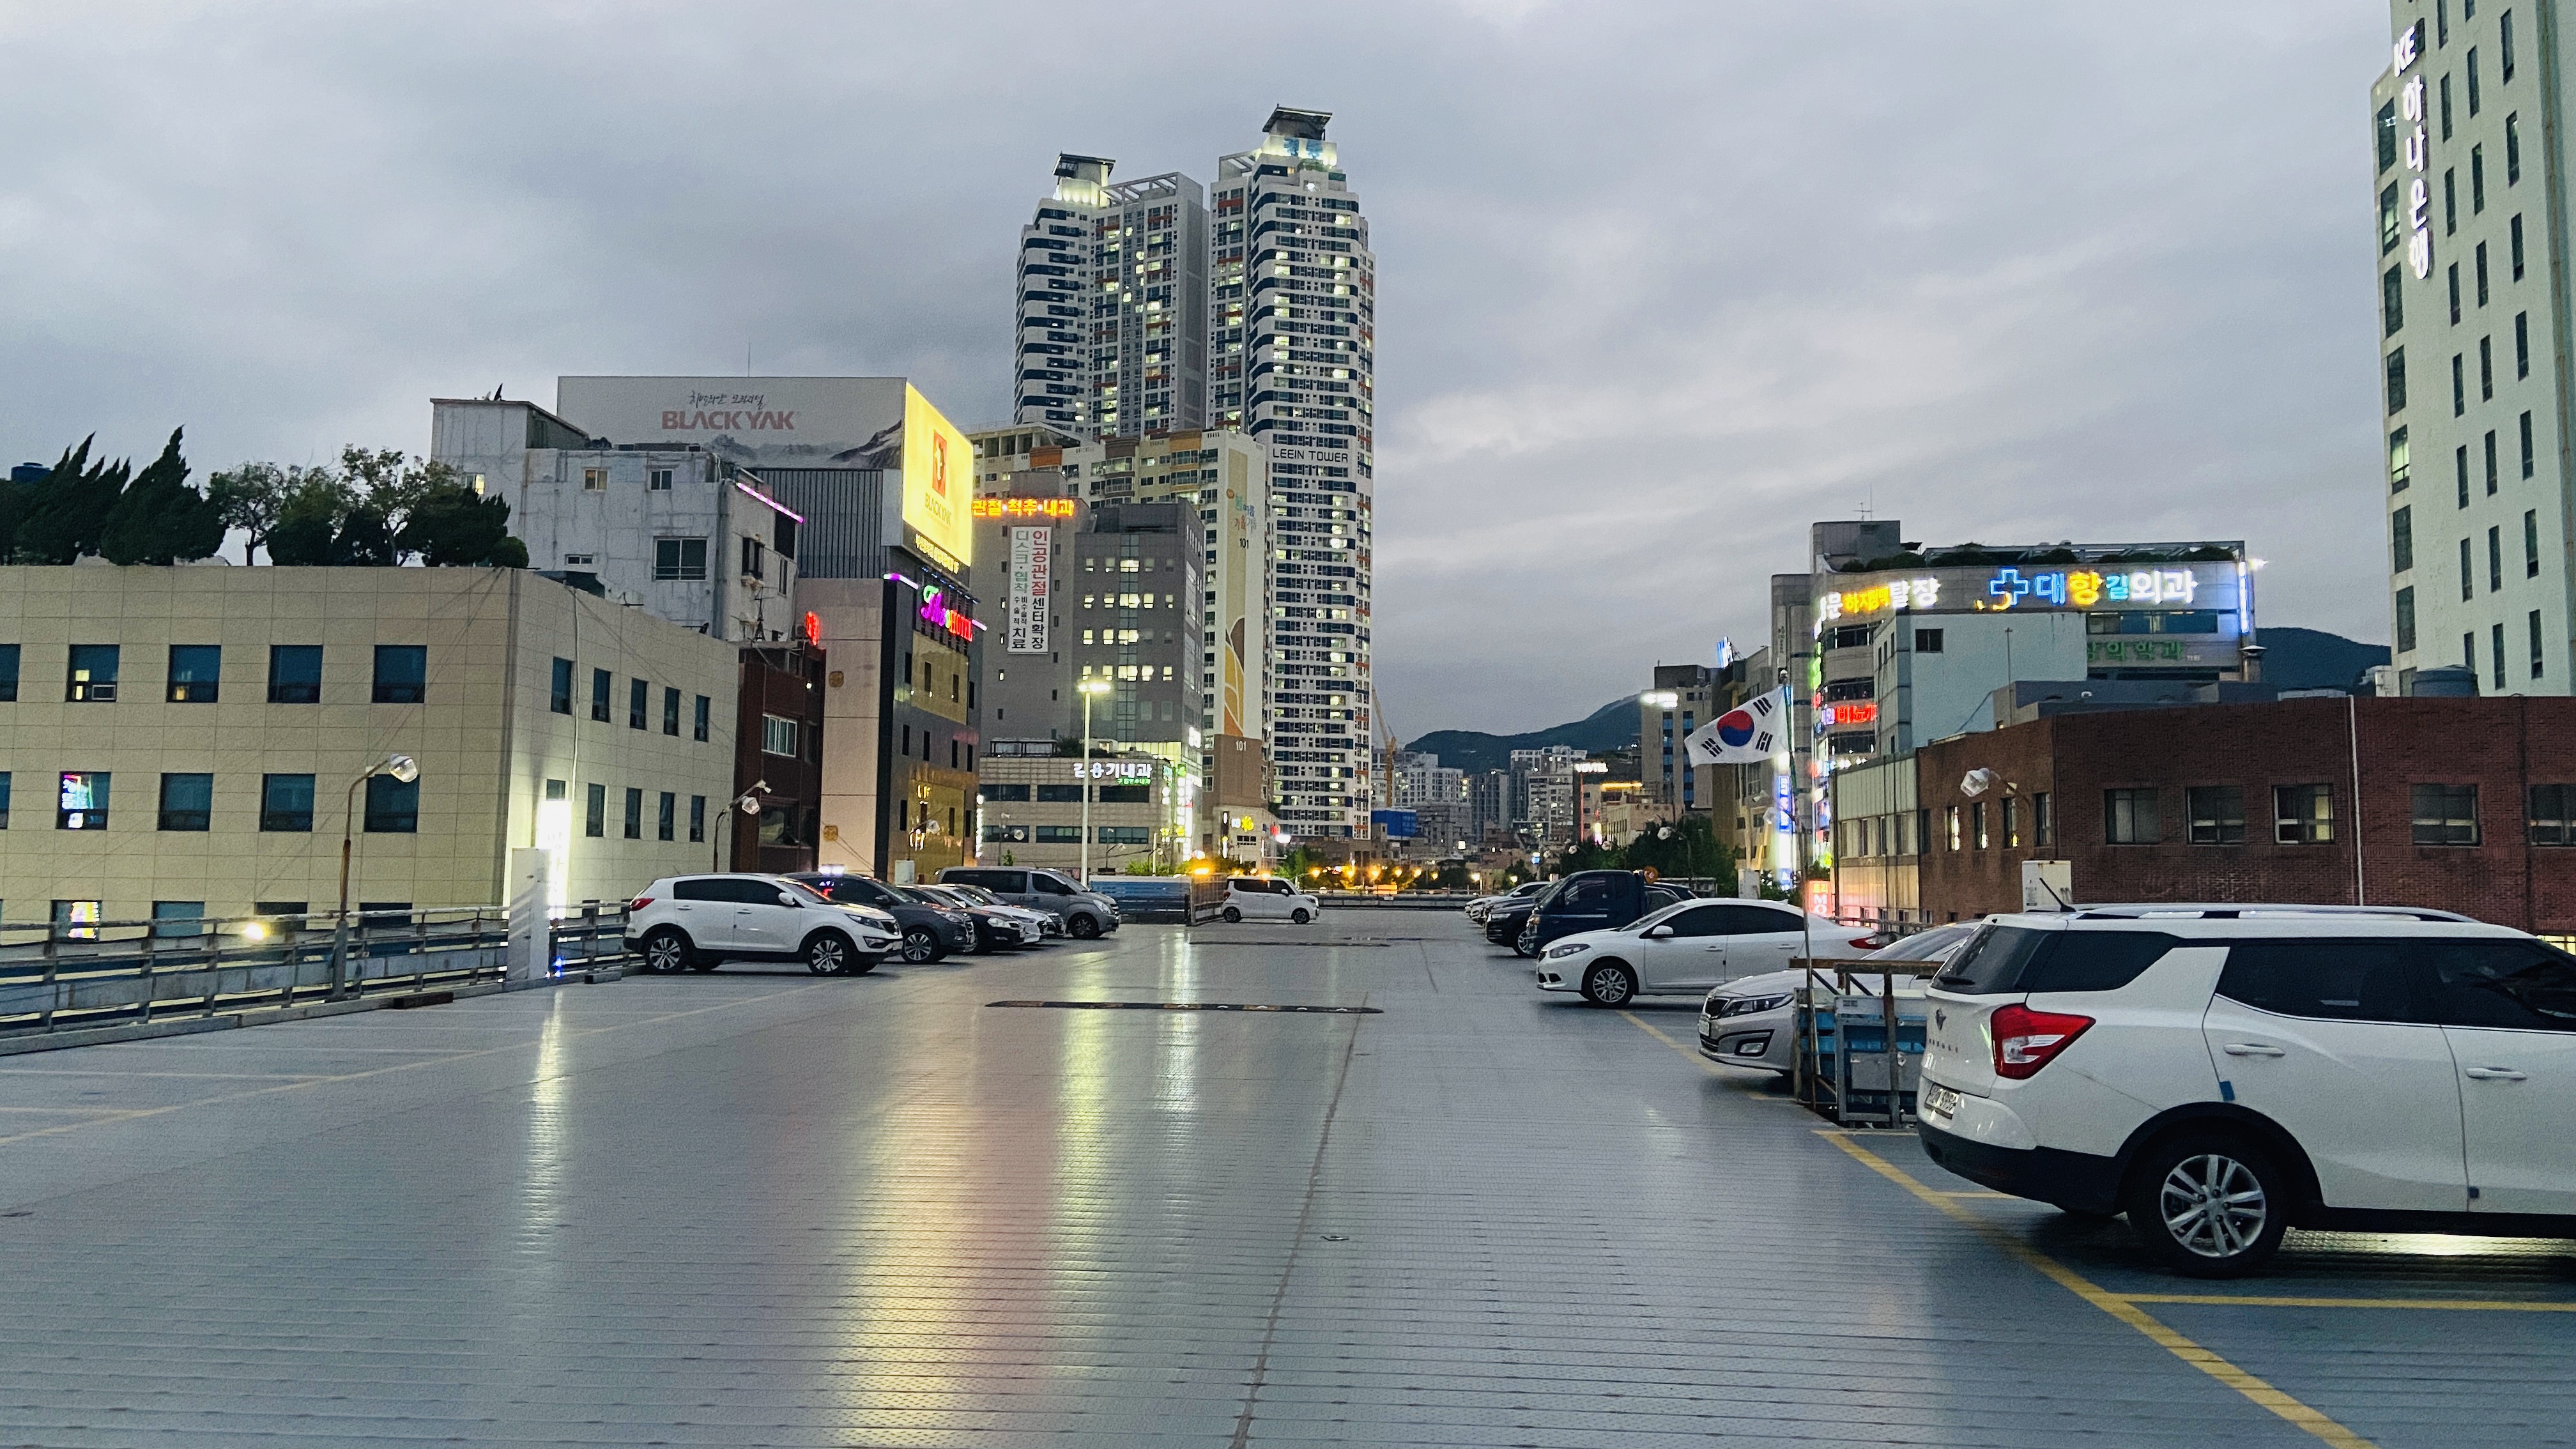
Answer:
[1684,687,1790,767]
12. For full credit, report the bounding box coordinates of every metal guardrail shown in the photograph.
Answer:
[0,903,635,1041]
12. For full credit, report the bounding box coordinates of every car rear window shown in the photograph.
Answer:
[1934,925,2178,994]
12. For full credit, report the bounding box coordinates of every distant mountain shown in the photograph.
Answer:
[1406,696,1639,775]
[2260,627,2389,693]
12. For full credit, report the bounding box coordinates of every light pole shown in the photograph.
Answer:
[328,753,419,1000]
[715,781,770,871]
[1077,680,1110,885]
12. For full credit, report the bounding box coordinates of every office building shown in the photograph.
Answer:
[0,565,737,928]
[1015,158,1210,440]
[2373,6,2569,695]
[430,398,801,643]
[520,376,983,884]
[977,749,1181,874]
[1392,749,1469,850]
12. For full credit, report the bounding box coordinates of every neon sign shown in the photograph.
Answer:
[1818,702,1878,727]
[1982,567,2196,610]
[1075,761,1154,780]
[917,585,975,641]
[972,496,1077,518]
[1819,576,1940,622]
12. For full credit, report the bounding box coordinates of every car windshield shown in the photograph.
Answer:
[947,884,999,905]
[780,878,832,903]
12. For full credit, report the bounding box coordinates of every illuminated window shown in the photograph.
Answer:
[56,771,109,831]
[166,645,220,703]
[67,644,118,702]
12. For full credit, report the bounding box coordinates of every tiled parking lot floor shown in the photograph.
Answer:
[0,916,2570,1446]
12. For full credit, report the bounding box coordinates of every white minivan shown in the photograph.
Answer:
[1220,877,1321,924]
[1919,904,2576,1276]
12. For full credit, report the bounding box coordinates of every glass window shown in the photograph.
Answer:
[762,714,800,756]
[591,668,611,722]
[2034,792,2054,846]
[693,694,710,742]
[157,772,212,832]
[1972,801,1988,850]
[656,790,675,842]
[2386,347,2407,414]
[371,645,426,703]
[2274,784,2335,844]
[0,770,10,829]
[550,658,574,714]
[1097,784,1149,804]
[624,678,644,730]
[56,770,109,830]
[1035,825,1084,843]
[166,645,220,703]
[648,468,674,491]
[688,795,705,843]
[2389,426,2411,491]
[0,643,17,703]
[268,645,322,704]
[654,537,709,580]
[67,644,119,702]
[2393,506,2414,574]
[584,783,604,838]
[983,784,1032,802]
[2186,786,2245,845]
[2529,784,2576,845]
[2397,586,2418,654]
[2427,940,2576,1031]
[2377,98,2400,171]
[2382,264,2404,335]
[581,467,606,491]
[662,687,680,737]
[622,787,642,839]
[2218,940,2431,1024]
[261,774,315,832]
[984,823,1031,843]
[741,536,765,581]
[52,900,103,940]
[1944,804,1961,851]
[2522,410,2535,479]
[1097,825,1151,845]
[150,901,206,940]
[2105,788,2160,845]
[1036,783,1084,802]
[2002,797,2020,848]
[2412,783,2481,845]
[364,774,418,833]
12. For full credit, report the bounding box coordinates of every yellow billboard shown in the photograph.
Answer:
[901,385,973,572]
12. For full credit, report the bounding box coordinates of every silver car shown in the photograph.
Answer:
[1696,922,1978,1073]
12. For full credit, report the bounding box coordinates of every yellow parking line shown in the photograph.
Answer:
[1820,1131,2376,1449]
[2126,1292,2576,1313]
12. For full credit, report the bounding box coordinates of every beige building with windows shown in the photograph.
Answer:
[976,749,1181,873]
[0,565,738,931]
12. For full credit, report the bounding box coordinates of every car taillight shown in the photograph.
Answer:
[1991,1003,2093,1079]
[629,896,653,911]
[1847,936,1876,950]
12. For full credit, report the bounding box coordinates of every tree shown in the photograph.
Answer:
[394,480,523,566]
[209,461,338,564]
[259,453,524,569]
[14,436,129,564]
[99,429,225,566]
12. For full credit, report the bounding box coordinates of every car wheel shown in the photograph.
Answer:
[803,931,855,976]
[1291,908,1310,924]
[1222,906,1243,924]
[640,927,692,974]
[901,927,944,963]
[1580,962,1637,1007]
[2124,1134,2289,1278]
[1069,914,1101,940]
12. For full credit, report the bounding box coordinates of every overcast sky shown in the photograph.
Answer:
[1,1,2389,736]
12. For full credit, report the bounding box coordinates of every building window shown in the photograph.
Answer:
[1914,628,1943,653]
[762,714,799,757]
[2461,536,2474,601]
[1969,801,1988,850]
[2521,411,2535,478]
[364,774,418,833]
[2517,312,2531,377]
[654,537,707,581]
[2449,261,2462,321]
[2456,443,2470,507]
[1098,825,1151,846]
[1036,825,1084,844]
[2393,505,2414,573]
[2495,622,2509,689]
[648,468,674,491]
[165,645,220,703]
[2490,525,2504,591]
[150,902,206,940]
[663,686,680,736]
[628,677,647,730]
[2388,427,2411,491]
[2467,629,2479,675]
[157,772,212,832]
[2186,785,2246,845]
[2396,585,2418,654]
[740,536,766,581]
[56,771,109,831]
[584,782,605,838]
[2382,265,2404,335]
[1943,804,1961,851]
[2487,428,2500,493]
[2104,788,2160,845]
[52,901,103,940]
[2412,783,2480,845]
[689,794,706,843]
[269,645,321,704]
[2380,178,2402,251]
[2502,8,2517,79]
[693,694,710,742]
[657,791,675,842]
[261,774,314,832]
[2473,143,2487,210]
[67,644,118,702]
[549,658,574,715]
[2481,335,2494,399]
[2532,608,2546,678]
[2453,352,2467,415]
[2274,784,2334,844]
[2032,791,2053,847]
[622,787,642,839]
[1036,783,1084,803]
[0,770,10,828]
[2511,214,2526,280]
[591,668,611,722]
[2386,348,2407,413]
[2507,113,2522,183]
[2377,98,2399,170]
[371,645,426,703]
[2527,509,2542,577]
[581,467,606,491]
[0,644,17,703]
[2531,784,2576,845]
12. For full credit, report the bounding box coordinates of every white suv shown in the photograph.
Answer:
[625,874,900,976]
[1919,905,2576,1276]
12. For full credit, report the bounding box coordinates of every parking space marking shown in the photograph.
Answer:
[2128,1292,2576,1313]
[1822,1131,2377,1449]
[1616,1009,1813,1101]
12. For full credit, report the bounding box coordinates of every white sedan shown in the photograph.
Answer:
[1535,898,1878,1006]
[1220,877,1322,923]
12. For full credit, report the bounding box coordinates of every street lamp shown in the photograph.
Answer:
[1077,680,1112,885]
[715,781,771,871]
[328,753,419,1000]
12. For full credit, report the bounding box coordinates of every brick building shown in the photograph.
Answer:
[1911,696,2576,936]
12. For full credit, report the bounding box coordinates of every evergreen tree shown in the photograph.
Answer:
[394,482,522,566]
[15,436,128,564]
[100,429,224,565]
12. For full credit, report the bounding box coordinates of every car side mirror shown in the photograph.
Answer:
[1644,924,1675,939]
[777,891,801,907]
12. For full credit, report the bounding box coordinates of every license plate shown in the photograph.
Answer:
[1922,1082,1961,1117]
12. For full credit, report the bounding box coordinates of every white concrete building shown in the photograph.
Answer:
[2373,4,2570,694]
[431,399,800,643]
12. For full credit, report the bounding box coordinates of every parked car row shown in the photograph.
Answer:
[624,866,1121,976]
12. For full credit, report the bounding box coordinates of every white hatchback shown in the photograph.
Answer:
[1919,904,2576,1276]
[1535,898,1877,1006]
[1220,877,1321,924]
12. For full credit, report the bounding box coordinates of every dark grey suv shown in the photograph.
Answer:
[785,873,978,963]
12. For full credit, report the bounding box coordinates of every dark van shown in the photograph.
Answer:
[1518,870,1692,955]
